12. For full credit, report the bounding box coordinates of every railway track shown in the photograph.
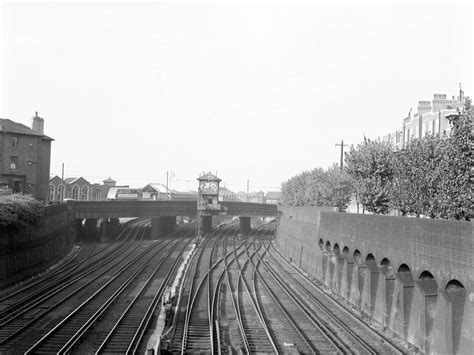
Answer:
[165,222,405,354]
[0,219,142,321]
[232,229,278,353]
[265,237,405,354]
[0,220,193,354]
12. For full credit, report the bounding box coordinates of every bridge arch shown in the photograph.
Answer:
[342,245,349,257]
[353,249,362,264]
[364,253,379,316]
[318,238,324,250]
[379,257,396,327]
[333,243,345,294]
[445,279,466,355]
[396,263,414,338]
[325,240,332,251]
[417,270,438,353]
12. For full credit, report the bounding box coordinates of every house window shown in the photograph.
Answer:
[57,185,64,201]
[49,185,55,201]
[81,186,89,201]
[72,185,79,200]
[12,136,19,148]
[94,189,101,200]
[10,156,18,170]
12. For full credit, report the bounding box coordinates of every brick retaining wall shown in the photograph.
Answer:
[0,205,76,288]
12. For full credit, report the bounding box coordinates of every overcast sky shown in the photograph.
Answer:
[1,0,472,192]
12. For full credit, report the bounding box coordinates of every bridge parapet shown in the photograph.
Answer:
[222,201,278,217]
[70,200,278,219]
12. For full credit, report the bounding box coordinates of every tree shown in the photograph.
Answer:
[389,99,472,220]
[322,165,353,212]
[281,165,353,211]
[436,99,472,220]
[0,194,44,232]
[389,134,444,217]
[345,138,394,214]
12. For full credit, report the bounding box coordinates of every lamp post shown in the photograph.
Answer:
[27,160,39,199]
[166,170,175,200]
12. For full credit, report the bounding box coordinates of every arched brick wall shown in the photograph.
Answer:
[276,207,473,353]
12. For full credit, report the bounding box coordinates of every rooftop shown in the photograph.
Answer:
[0,118,53,140]
[197,172,222,182]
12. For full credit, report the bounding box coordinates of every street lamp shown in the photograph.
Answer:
[166,170,175,200]
[26,160,39,197]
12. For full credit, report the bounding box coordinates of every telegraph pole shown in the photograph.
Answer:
[61,163,64,202]
[247,179,249,202]
[335,140,348,170]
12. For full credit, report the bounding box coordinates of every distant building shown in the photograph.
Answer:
[382,86,468,149]
[219,186,238,201]
[106,187,140,200]
[0,112,53,202]
[142,183,169,200]
[265,191,282,205]
[49,176,118,202]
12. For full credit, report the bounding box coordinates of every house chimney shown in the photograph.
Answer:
[32,111,44,134]
[417,100,431,117]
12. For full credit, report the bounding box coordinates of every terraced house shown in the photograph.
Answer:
[382,86,468,148]
[0,112,53,202]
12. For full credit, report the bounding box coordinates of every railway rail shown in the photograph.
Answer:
[0,220,194,354]
[2,220,407,354]
[164,221,405,354]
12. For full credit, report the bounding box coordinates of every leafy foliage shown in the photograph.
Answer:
[345,138,394,214]
[389,135,444,217]
[0,194,44,231]
[281,165,353,212]
[281,100,472,220]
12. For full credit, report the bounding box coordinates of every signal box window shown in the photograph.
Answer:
[10,156,18,170]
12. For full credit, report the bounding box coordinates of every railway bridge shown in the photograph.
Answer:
[69,200,278,239]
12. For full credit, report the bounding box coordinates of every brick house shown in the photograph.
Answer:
[0,113,53,202]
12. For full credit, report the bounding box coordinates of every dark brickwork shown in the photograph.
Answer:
[0,205,75,287]
[317,212,473,288]
[276,207,474,353]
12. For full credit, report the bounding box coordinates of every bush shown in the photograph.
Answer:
[0,194,45,231]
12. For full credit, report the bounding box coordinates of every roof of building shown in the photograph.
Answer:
[265,191,282,200]
[219,186,235,195]
[103,177,116,183]
[143,183,169,193]
[0,118,53,140]
[63,177,91,185]
[197,172,221,182]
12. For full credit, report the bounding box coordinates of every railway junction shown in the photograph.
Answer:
[0,173,472,354]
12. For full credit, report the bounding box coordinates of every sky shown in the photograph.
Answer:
[0,0,472,192]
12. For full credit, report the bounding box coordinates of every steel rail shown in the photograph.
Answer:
[0,220,151,348]
[0,220,149,329]
[211,227,247,354]
[251,233,344,354]
[181,224,236,353]
[0,242,96,304]
[266,238,404,355]
[96,228,194,354]
[233,228,278,353]
[24,222,161,354]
